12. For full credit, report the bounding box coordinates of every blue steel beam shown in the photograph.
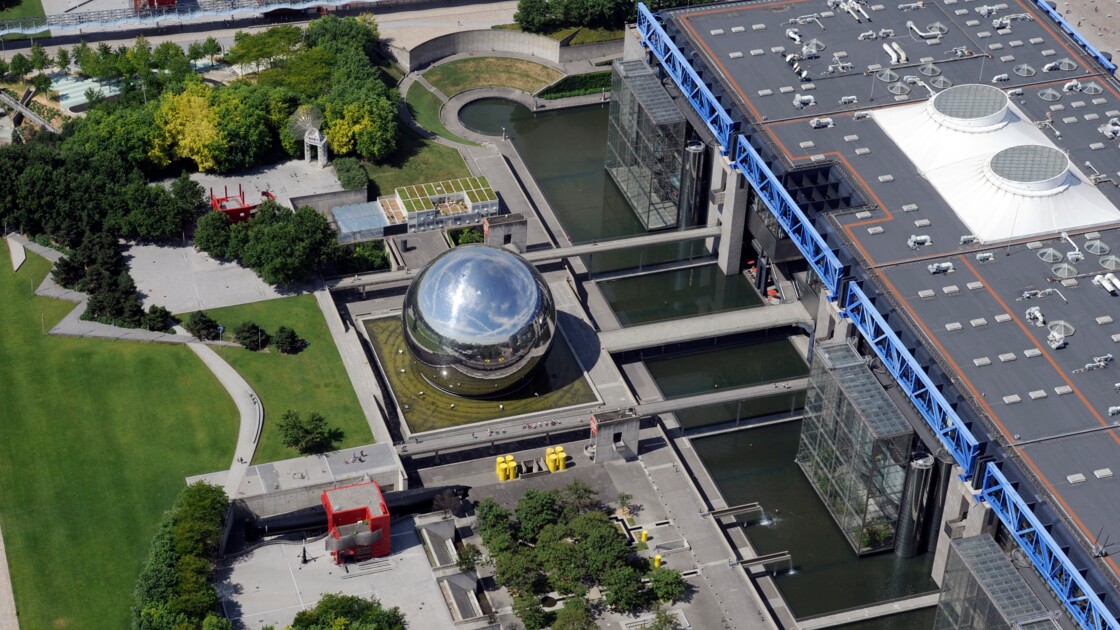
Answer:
[731,134,846,299]
[980,463,1120,630]
[1028,0,1117,75]
[636,2,736,152]
[841,281,981,476]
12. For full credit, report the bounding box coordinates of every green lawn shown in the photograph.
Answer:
[423,57,562,97]
[0,243,237,630]
[364,129,470,195]
[182,295,373,463]
[405,82,479,147]
[0,0,47,40]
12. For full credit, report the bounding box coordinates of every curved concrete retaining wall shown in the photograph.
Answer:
[394,29,624,73]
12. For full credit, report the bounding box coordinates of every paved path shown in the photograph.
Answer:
[0,524,16,630]
[314,288,394,446]
[598,301,812,353]
[5,236,25,272]
[796,593,940,629]
[176,328,263,496]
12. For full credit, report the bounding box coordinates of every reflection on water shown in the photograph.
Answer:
[692,423,938,619]
[646,339,808,399]
[457,99,706,273]
[599,264,763,327]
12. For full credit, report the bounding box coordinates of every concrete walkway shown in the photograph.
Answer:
[178,332,264,497]
[314,288,394,446]
[796,593,940,629]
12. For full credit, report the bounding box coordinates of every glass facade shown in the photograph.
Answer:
[606,59,687,231]
[933,536,1060,630]
[796,342,914,555]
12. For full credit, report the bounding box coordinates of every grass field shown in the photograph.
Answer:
[423,57,562,97]
[365,129,471,195]
[0,243,237,630]
[0,0,45,24]
[364,317,597,432]
[182,295,373,463]
[405,82,479,147]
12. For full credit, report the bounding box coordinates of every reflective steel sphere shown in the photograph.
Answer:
[402,244,556,397]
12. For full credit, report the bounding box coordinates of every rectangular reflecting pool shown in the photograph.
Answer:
[645,338,808,399]
[675,392,805,430]
[692,423,938,619]
[598,264,763,327]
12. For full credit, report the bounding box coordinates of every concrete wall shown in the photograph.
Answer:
[394,29,623,73]
[396,30,560,73]
[290,188,367,215]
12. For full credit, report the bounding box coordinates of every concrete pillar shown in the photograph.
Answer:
[716,169,748,275]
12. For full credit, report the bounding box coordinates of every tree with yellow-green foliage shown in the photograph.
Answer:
[149,80,220,171]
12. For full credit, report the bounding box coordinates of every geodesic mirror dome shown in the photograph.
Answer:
[402,244,556,397]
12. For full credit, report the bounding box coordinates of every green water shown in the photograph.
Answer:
[692,423,938,619]
[598,264,763,327]
[675,392,806,430]
[645,338,808,399]
[457,99,707,273]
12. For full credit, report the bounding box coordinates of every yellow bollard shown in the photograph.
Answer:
[641,530,649,544]
[507,457,518,480]
[546,452,558,472]
[556,447,567,470]
[654,554,662,568]
[497,461,508,482]
[546,447,555,459]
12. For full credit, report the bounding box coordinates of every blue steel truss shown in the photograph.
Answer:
[636,2,736,152]
[980,463,1120,630]
[731,134,846,298]
[1028,0,1117,75]
[635,8,1120,626]
[841,282,980,476]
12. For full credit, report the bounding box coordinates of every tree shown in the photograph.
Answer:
[433,487,462,517]
[55,48,72,73]
[29,73,53,96]
[456,228,484,245]
[185,311,220,341]
[494,549,545,595]
[194,212,235,260]
[552,596,596,630]
[305,14,382,59]
[187,41,205,63]
[28,42,52,72]
[516,489,561,543]
[150,80,220,171]
[8,53,30,81]
[239,204,338,285]
[234,320,270,351]
[559,479,599,519]
[512,594,553,630]
[277,410,340,455]
[514,0,556,33]
[456,543,482,573]
[290,593,406,630]
[641,609,680,630]
[201,36,223,65]
[476,498,515,540]
[603,566,647,612]
[141,305,173,332]
[647,567,686,603]
[333,157,368,190]
[274,326,307,354]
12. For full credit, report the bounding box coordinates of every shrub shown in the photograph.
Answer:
[457,543,482,573]
[456,227,484,245]
[186,311,220,341]
[274,326,307,354]
[141,305,173,332]
[538,72,612,100]
[234,320,271,351]
[333,157,369,190]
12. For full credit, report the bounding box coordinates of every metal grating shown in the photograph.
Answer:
[817,343,912,438]
[615,60,686,126]
[948,536,1051,624]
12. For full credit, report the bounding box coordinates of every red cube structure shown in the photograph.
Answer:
[209,184,276,223]
[322,482,391,564]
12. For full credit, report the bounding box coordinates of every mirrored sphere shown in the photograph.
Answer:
[402,244,556,397]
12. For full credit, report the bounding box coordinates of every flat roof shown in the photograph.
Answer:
[324,481,386,516]
[333,201,391,235]
[668,0,1120,587]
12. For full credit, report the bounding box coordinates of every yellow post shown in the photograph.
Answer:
[556,447,567,470]
[497,461,508,481]
[546,452,558,472]
[507,457,518,480]
[546,447,555,459]
[654,554,662,568]
[641,530,649,543]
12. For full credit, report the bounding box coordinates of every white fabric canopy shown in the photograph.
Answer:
[873,93,1120,242]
